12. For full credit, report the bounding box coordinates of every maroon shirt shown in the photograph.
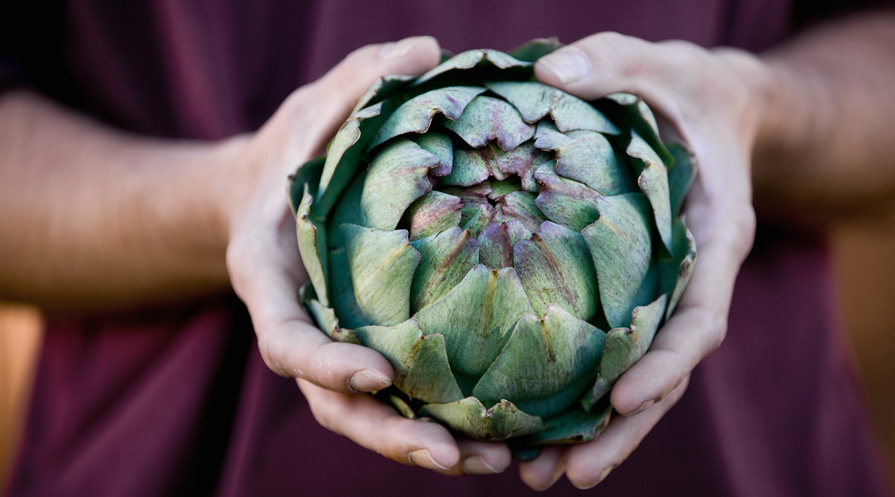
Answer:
[2,1,891,495]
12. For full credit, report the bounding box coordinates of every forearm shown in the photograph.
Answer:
[752,8,895,221]
[0,90,235,310]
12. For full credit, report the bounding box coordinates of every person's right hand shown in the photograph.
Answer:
[221,37,514,476]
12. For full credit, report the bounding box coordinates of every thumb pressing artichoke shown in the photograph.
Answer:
[288,39,697,447]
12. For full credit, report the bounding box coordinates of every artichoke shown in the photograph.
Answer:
[288,40,697,447]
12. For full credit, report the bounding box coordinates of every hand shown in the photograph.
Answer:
[520,33,762,489]
[221,36,513,475]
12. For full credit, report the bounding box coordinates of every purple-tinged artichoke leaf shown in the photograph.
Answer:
[486,81,619,134]
[419,397,543,441]
[409,227,480,313]
[513,222,599,321]
[360,139,438,231]
[296,184,329,307]
[356,319,464,404]
[413,265,534,378]
[314,103,388,219]
[325,170,366,249]
[533,160,602,232]
[491,142,541,191]
[582,194,653,329]
[405,191,463,241]
[666,142,697,216]
[342,224,420,327]
[368,86,486,150]
[478,219,530,269]
[628,131,673,254]
[307,297,360,344]
[661,219,696,320]
[487,178,524,200]
[411,132,454,176]
[473,305,605,418]
[288,156,324,216]
[461,202,493,239]
[534,121,633,196]
[353,74,415,114]
[444,96,535,151]
[519,403,612,445]
[507,38,563,63]
[491,190,546,233]
[442,147,494,186]
[582,294,668,409]
[412,49,532,87]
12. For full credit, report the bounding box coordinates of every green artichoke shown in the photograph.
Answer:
[288,39,697,447]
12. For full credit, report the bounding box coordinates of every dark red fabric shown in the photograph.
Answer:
[4,1,891,496]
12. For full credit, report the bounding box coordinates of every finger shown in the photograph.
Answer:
[227,225,394,393]
[565,377,689,490]
[426,440,512,476]
[518,446,569,491]
[298,379,461,471]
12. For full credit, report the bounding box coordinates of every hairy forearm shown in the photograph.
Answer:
[752,8,895,221]
[0,90,234,310]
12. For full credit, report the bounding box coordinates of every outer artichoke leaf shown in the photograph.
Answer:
[411,132,454,176]
[486,81,619,135]
[367,86,486,150]
[442,147,494,187]
[533,159,602,232]
[661,219,697,320]
[599,93,674,165]
[296,184,329,307]
[352,74,415,114]
[419,397,544,441]
[513,222,599,321]
[666,142,697,216]
[405,190,463,241]
[288,156,324,216]
[409,227,480,313]
[507,37,562,63]
[307,297,360,344]
[314,103,387,219]
[473,305,605,418]
[583,294,668,409]
[329,247,368,329]
[444,95,535,151]
[360,138,439,231]
[413,265,534,378]
[582,193,653,329]
[342,223,421,327]
[478,219,530,269]
[517,403,612,445]
[534,121,633,196]
[628,131,673,254]
[412,49,532,87]
[356,319,464,404]
[491,190,547,233]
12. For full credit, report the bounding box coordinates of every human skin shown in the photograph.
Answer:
[1,7,894,489]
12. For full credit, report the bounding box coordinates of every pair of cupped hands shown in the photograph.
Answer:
[224,34,759,490]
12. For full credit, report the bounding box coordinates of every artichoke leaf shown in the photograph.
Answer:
[442,147,494,187]
[409,227,480,313]
[461,202,493,239]
[329,247,368,330]
[413,265,534,379]
[533,159,602,232]
[628,131,673,254]
[666,142,697,216]
[342,224,420,327]
[517,403,612,446]
[411,132,454,176]
[478,219,530,269]
[473,305,605,418]
[412,49,532,87]
[444,95,535,151]
[582,193,653,329]
[352,74,416,114]
[360,138,439,231]
[405,191,463,241]
[601,93,674,165]
[296,184,329,307]
[491,190,546,234]
[356,319,464,404]
[288,156,324,216]
[486,81,619,134]
[507,38,563,63]
[534,121,633,196]
[419,397,543,441]
[368,86,486,150]
[326,170,366,248]
[582,294,668,410]
[661,219,697,320]
[513,222,599,321]
[307,297,360,344]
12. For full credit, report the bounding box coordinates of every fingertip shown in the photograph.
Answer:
[380,35,442,70]
[518,446,567,491]
[458,441,512,475]
[315,341,394,393]
[535,46,593,86]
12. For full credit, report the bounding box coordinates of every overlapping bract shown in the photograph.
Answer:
[288,40,697,446]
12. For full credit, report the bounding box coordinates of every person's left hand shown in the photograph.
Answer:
[517,32,765,490]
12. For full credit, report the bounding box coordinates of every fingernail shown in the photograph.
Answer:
[626,399,656,416]
[408,449,450,471]
[576,464,616,490]
[539,47,592,84]
[348,369,391,393]
[462,456,502,475]
[381,36,421,59]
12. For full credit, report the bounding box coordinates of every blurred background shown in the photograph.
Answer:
[1,227,893,489]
